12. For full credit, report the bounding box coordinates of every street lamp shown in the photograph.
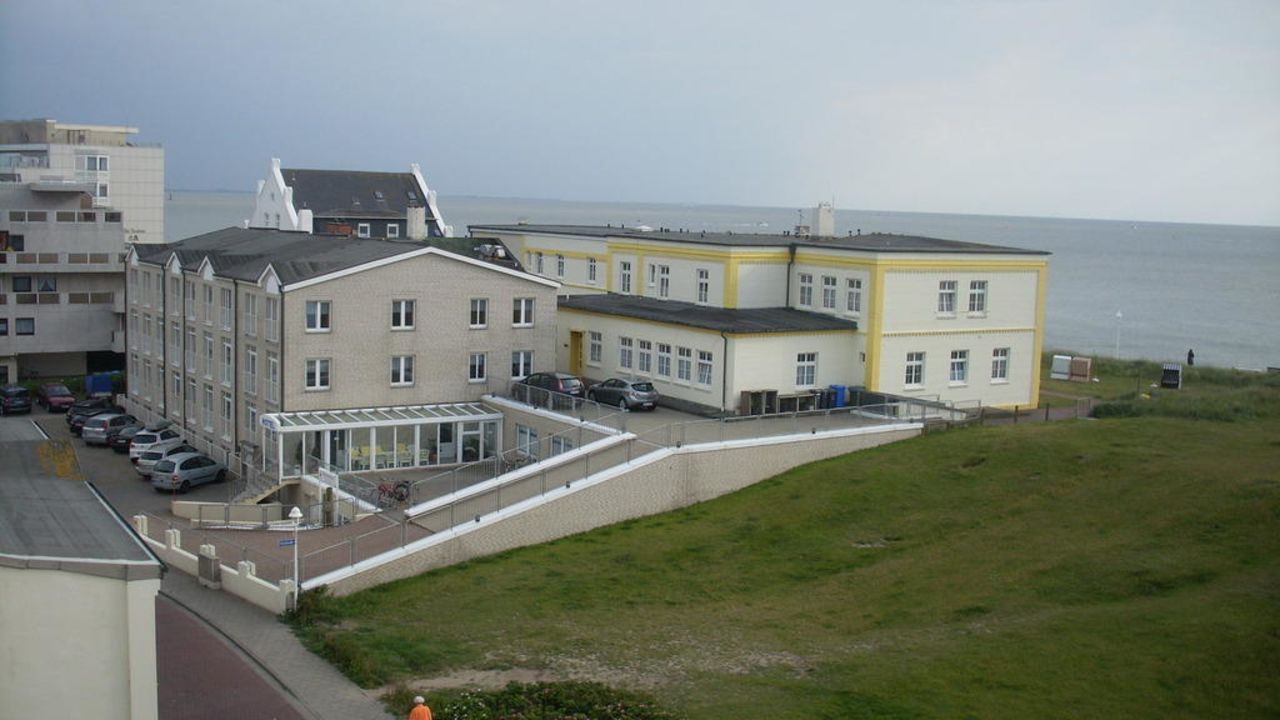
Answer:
[1114,310,1123,359]
[289,505,303,609]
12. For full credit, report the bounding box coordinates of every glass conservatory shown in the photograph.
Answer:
[259,402,502,480]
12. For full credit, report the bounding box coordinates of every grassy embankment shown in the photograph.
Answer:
[291,361,1280,719]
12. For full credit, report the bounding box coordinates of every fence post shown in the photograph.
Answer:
[348,537,356,567]
[1013,406,1019,424]
[401,519,407,547]
[1044,405,1050,422]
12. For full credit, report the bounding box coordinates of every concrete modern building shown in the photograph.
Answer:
[470,224,1049,413]
[0,119,165,244]
[122,227,558,478]
[0,432,163,720]
[249,157,451,239]
[1,185,129,382]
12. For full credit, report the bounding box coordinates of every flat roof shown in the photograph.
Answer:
[0,439,162,580]
[470,224,1050,255]
[559,293,858,334]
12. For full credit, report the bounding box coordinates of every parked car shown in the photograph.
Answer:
[81,413,139,446]
[0,385,32,415]
[108,424,145,454]
[36,383,76,412]
[66,397,122,426]
[150,452,227,493]
[128,424,183,464]
[135,443,199,478]
[517,372,586,398]
[70,406,125,436]
[587,378,660,411]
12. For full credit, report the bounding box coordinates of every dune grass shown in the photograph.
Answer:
[292,399,1280,718]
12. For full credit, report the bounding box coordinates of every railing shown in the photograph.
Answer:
[507,383,631,432]
[138,511,291,583]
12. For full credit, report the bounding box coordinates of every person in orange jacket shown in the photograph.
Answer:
[408,695,433,720]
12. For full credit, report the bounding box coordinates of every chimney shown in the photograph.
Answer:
[406,205,427,240]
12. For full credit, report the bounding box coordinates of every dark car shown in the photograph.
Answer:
[69,406,123,436]
[587,378,660,411]
[518,372,586,398]
[66,397,122,425]
[1,385,32,415]
[108,424,145,453]
[36,383,76,412]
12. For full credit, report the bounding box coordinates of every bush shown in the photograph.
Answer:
[385,681,683,720]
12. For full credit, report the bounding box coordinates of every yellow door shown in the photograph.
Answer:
[569,331,584,376]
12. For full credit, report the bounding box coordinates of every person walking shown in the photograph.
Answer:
[1187,348,1195,366]
[408,695,433,720]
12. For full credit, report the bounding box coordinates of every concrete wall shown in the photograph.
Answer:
[0,566,159,720]
[318,423,919,596]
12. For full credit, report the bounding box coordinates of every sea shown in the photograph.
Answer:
[166,191,1280,371]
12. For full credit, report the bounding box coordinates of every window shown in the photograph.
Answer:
[243,294,258,336]
[904,353,925,386]
[386,224,400,238]
[184,283,195,320]
[799,273,814,307]
[245,348,258,395]
[391,299,415,329]
[203,286,213,324]
[619,336,633,369]
[245,405,258,437]
[267,353,279,402]
[469,352,487,382]
[37,276,57,293]
[185,328,196,371]
[96,183,109,199]
[4,233,24,250]
[265,297,279,341]
[657,343,672,378]
[697,268,709,304]
[220,288,232,329]
[306,300,331,331]
[677,347,693,382]
[938,280,957,314]
[221,340,233,385]
[12,276,32,293]
[516,424,539,459]
[511,350,533,379]
[186,380,196,424]
[950,350,969,384]
[991,347,1009,382]
[822,276,837,309]
[647,263,656,287]
[556,254,565,277]
[697,350,713,385]
[588,258,598,284]
[391,355,415,386]
[620,261,632,293]
[638,340,652,374]
[658,265,670,298]
[221,392,233,439]
[305,358,330,390]
[169,279,180,316]
[203,385,214,431]
[470,298,488,328]
[170,323,181,366]
[796,352,817,386]
[534,252,544,274]
[969,280,988,314]
[357,223,371,238]
[0,319,6,335]
[202,332,213,378]
[172,372,182,413]
[846,278,863,314]
[588,331,603,364]
[512,297,534,327]
[550,436,574,455]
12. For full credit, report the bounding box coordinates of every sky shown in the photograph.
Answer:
[2,0,1278,226]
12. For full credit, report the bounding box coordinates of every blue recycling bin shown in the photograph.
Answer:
[829,384,846,408]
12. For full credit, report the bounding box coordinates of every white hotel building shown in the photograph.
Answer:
[470,224,1049,414]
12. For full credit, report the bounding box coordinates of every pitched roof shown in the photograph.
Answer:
[559,293,858,334]
[470,224,1050,255]
[281,168,434,221]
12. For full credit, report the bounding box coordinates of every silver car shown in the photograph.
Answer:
[128,425,183,463]
[135,443,198,478]
[586,378,660,411]
[82,413,138,446]
[150,451,227,493]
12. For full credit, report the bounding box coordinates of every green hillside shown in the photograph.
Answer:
[293,372,1280,719]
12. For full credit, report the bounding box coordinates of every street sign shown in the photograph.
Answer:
[278,538,296,547]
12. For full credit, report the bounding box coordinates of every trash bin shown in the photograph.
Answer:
[829,384,846,408]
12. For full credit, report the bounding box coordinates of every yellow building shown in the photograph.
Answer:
[472,224,1049,413]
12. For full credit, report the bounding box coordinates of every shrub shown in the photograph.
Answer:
[385,681,683,720]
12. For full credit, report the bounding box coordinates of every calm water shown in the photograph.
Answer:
[167,191,1280,370]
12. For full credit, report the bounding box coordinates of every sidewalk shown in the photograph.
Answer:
[162,570,393,719]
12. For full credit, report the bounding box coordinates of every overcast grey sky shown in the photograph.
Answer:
[2,0,1277,225]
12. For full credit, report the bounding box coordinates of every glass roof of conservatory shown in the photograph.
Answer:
[262,402,501,433]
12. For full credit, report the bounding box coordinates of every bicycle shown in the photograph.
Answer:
[366,478,411,506]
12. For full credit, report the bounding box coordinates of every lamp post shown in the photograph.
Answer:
[1114,310,1123,359]
[289,505,303,609]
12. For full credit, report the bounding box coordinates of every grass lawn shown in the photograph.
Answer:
[293,367,1280,719]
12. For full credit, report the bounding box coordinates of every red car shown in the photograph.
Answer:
[37,383,76,412]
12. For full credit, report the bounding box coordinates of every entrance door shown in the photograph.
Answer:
[327,429,348,471]
[569,330,584,377]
